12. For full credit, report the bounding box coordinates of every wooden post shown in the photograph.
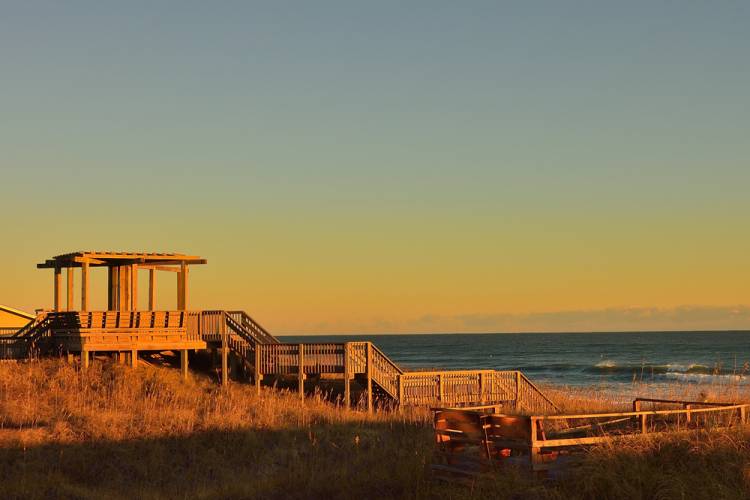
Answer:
[298,343,305,401]
[120,266,130,311]
[82,349,89,369]
[254,345,262,395]
[108,266,119,310]
[131,265,138,311]
[130,349,138,369]
[479,372,485,403]
[81,260,89,311]
[66,267,74,311]
[633,401,641,430]
[343,342,351,408]
[180,349,188,380]
[148,269,155,310]
[54,266,62,311]
[366,342,373,413]
[438,373,444,402]
[685,404,692,425]
[529,417,541,471]
[397,374,404,408]
[515,371,522,409]
[177,261,188,310]
[633,400,647,433]
[221,336,229,386]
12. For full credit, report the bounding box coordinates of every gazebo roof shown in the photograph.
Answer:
[37,251,207,268]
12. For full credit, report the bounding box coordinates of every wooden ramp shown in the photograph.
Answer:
[0,309,558,414]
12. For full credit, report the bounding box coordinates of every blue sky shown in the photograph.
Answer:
[2,2,749,333]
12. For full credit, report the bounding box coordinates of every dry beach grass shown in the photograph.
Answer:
[1,359,750,499]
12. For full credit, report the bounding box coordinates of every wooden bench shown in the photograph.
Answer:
[431,409,493,484]
[431,409,570,483]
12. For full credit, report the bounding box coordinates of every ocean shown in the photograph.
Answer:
[280,331,750,391]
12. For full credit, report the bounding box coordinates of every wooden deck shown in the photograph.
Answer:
[0,309,559,414]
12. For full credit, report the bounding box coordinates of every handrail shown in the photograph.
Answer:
[633,397,736,407]
[518,372,560,414]
[227,310,279,344]
[224,312,258,348]
[538,403,750,421]
[371,343,403,375]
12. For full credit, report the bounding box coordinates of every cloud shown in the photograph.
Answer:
[292,305,750,334]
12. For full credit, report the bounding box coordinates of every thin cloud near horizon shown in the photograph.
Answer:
[291,305,750,335]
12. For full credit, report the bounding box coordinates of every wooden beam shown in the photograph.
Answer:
[108,266,119,311]
[119,266,130,311]
[73,256,107,265]
[148,269,155,310]
[131,264,138,311]
[131,349,138,368]
[177,261,188,310]
[66,267,74,311]
[54,266,62,311]
[81,260,89,311]
[138,265,181,273]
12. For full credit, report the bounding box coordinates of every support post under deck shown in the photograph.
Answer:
[180,349,189,380]
[254,345,262,395]
[82,349,89,370]
[131,349,138,369]
[221,336,229,387]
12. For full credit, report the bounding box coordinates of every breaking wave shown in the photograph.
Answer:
[580,360,748,382]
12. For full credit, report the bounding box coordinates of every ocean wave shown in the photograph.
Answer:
[581,361,744,378]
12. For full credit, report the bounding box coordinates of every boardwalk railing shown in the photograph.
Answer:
[253,340,559,414]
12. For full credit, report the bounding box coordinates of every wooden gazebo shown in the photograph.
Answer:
[37,251,207,312]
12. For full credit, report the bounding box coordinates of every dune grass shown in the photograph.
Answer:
[1,359,750,499]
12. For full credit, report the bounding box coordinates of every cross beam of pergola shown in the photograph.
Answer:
[37,251,207,311]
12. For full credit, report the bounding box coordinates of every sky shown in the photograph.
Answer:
[1,1,749,334]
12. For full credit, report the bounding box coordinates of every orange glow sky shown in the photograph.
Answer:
[2,3,749,333]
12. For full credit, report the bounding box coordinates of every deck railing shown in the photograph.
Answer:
[252,340,558,413]
[0,327,21,336]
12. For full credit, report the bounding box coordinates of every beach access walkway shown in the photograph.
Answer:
[0,309,558,414]
[0,251,558,414]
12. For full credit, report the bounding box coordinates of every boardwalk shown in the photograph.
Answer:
[0,251,558,414]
